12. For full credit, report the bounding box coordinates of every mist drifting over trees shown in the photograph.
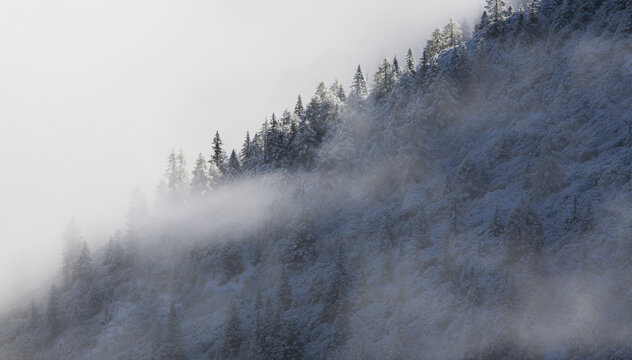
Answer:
[3,0,632,358]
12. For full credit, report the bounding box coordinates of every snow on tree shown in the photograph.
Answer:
[476,11,490,32]
[61,219,82,289]
[531,133,565,194]
[305,82,342,142]
[350,65,368,100]
[406,48,416,75]
[211,131,228,174]
[485,0,507,25]
[322,247,349,324]
[264,113,287,168]
[290,119,318,170]
[392,56,401,75]
[284,221,317,268]
[72,241,93,283]
[373,59,397,101]
[226,149,242,177]
[164,150,189,200]
[294,95,306,119]
[330,79,346,102]
[443,18,463,48]
[190,153,210,196]
[46,284,60,336]
[223,301,242,358]
[425,28,446,59]
[163,303,186,360]
[277,267,293,311]
[425,74,460,129]
[104,231,125,275]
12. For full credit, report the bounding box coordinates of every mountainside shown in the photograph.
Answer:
[3,0,632,359]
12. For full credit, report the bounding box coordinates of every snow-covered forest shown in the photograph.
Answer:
[3,0,632,358]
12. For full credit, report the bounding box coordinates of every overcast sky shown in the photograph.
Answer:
[0,0,481,308]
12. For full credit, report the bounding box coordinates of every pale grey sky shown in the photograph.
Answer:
[0,0,481,308]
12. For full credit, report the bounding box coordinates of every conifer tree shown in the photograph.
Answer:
[330,80,346,102]
[239,132,252,164]
[223,302,242,358]
[190,153,210,196]
[61,220,82,289]
[211,131,228,174]
[443,18,463,48]
[72,241,93,283]
[373,59,397,101]
[164,303,186,360]
[227,150,241,177]
[294,95,305,119]
[350,65,368,99]
[476,11,490,32]
[425,28,446,59]
[277,267,292,311]
[406,49,416,75]
[392,56,400,75]
[46,284,60,336]
[485,0,507,24]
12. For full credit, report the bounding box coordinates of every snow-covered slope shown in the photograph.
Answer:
[3,0,632,359]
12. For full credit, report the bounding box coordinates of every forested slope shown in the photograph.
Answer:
[3,0,632,358]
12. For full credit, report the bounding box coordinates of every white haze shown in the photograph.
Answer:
[0,0,481,309]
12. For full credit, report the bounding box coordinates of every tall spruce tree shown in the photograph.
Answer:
[46,284,60,336]
[190,153,210,196]
[350,65,368,99]
[294,95,305,119]
[223,301,242,358]
[211,131,228,174]
[406,48,416,74]
[227,150,242,177]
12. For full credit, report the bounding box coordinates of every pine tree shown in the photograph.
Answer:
[72,241,93,283]
[211,131,228,174]
[46,284,60,336]
[104,232,124,275]
[476,11,490,32]
[294,95,305,119]
[61,220,82,289]
[485,0,507,24]
[227,150,242,177]
[164,303,186,360]
[190,153,210,196]
[223,302,242,358]
[330,80,346,102]
[164,150,189,200]
[443,18,463,48]
[373,59,397,101]
[290,119,318,170]
[425,28,446,59]
[392,56,400,75]
[406,49,416,75]
[277,268,292,311]
[322,247,349,324]
[350,65,368,99]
